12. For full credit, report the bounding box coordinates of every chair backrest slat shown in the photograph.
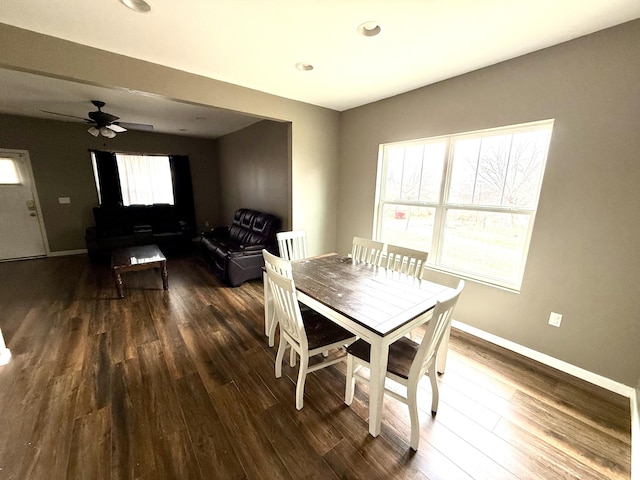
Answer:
[277,230,307,261]
[384,244,429,279]
[263,248,293,278]
[351,236,384,265]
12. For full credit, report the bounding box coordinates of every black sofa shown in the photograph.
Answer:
[200,208,280,287]
[85,204,191,262]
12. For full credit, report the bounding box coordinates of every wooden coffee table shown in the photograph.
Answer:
[111,244,168,298]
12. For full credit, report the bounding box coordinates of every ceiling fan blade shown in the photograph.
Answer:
[40,110,90,122]
[118,122,154,131]
[107,123,127,133]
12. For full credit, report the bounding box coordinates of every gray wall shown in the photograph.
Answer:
[337,20,640,386]
[0,24,341,256]
[215,120,290,227]
[0,113,219,252]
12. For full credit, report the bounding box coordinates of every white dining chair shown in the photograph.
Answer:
[383,244,429,280]
[351,236,384,265]
[344,280,464,450]
[277,230,307,261]
[263,249,292,348]
[263,248,324,360]
[264,252,357,410]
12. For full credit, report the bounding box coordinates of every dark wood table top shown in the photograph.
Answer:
[291,253,453,337]
[111,244,166,269]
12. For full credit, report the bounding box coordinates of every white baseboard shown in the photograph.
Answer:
[48,249,88,257]
[451,320,634,398]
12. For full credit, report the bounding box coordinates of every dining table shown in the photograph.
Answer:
[265,252,457,437]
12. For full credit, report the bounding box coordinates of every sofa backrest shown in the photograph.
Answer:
[228,208,280,246]
[93,204,186,236]
[151,203,179,232]
[93,206,132,236]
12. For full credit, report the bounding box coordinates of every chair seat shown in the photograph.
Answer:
[303,310,355,351]
[346,337,419,380]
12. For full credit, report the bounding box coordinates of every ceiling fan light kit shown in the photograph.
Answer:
[100,127,117,138]
[120,0,151,13]
[84,100,128,138]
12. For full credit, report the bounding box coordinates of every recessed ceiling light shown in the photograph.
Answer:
[120,0,151,13]
[295,62,314,72]
[357,21,382,37]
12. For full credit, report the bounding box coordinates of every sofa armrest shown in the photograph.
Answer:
[240,243,267,252]
[228,245,267,258]
[202,226,228,239]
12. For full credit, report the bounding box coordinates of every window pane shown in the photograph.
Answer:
[419,143,446,203]
[384,142,445,203]
[504,130,551,207]
[379,204,435,252]
[116,154,174,206]
[0,158,21,184]
[439,209,531,283]
[401,145,423,201]
[474,134,511,206]
[90,152,102,204]
[449,130,551,208]
[448,138,480,204]
[384,146,405,201]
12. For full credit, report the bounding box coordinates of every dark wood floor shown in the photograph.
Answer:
[0,253,631,479]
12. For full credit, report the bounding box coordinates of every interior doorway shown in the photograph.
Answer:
[0,149,48,261]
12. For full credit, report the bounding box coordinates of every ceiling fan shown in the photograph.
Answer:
[42,100,153,138]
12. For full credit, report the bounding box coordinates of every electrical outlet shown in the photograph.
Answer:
[548,312,562,327]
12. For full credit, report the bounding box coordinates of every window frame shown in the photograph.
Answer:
[374,119,554,291]
[91,151,175,207]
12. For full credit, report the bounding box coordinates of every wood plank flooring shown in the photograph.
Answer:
[0,253,631,479]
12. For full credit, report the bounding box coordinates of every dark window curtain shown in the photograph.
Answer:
[169,155,196,236]
[92,150,123,207]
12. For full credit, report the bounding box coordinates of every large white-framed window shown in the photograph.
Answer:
[374,120,554,290]
[91,152,175,206]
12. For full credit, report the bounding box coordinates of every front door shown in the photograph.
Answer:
[0,150,47,260]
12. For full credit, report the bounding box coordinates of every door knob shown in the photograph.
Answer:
[30,212,37,217]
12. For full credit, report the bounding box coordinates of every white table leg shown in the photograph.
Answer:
[368,340,389,437]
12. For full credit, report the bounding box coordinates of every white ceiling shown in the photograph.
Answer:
[0,68,264,139]
[1,0,639,137]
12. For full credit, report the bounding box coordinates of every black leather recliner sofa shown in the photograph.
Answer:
[200,208,280,287]
[85,204,191,262]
